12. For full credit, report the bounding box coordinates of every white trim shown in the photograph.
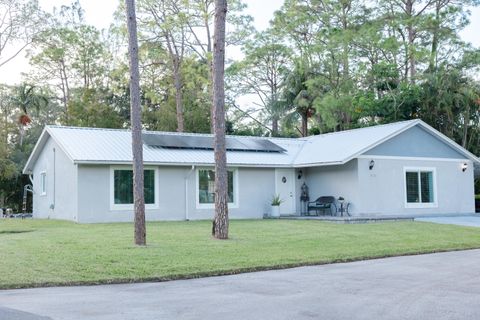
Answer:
[415,121,480,163]
[403,166,438,209]
[349,120,480,166]
[75,160,291,168]
[23,129,49,174]
[109,165,159,211]
[39,171,47,196]
[195,167,239,210]
[357,155,470,163]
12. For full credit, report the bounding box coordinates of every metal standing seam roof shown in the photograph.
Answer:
[23,119,480,174]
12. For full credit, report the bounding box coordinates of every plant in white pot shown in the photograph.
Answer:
[270,194,283,218]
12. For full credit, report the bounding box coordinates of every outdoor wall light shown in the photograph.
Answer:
[462,163,468,172]
[298,170,303,179]
[369,160,375,170]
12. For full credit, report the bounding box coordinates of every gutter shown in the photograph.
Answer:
[185,165,195,221]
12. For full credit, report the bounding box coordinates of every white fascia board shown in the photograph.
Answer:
[293,161,345,168]
[23,126,78,174]
[45,127,76,163]
[73,160,292,168]
[22,128,50,174]
[357,155,472,162]
[416,121,480,165]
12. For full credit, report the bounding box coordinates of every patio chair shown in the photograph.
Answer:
[307,196,337,216]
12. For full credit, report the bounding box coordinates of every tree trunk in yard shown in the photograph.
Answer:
[173,57,184,132]
[125,0,146,246]
[405,0,416,83]
[212,0,229,240]
[301,112,308,137]
[272,116,279,137]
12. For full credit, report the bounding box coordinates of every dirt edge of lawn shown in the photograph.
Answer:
[3,246,480,290]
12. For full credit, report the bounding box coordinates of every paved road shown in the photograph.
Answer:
[1,249,480,320]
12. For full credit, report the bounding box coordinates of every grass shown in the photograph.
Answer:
[1,219,480,289]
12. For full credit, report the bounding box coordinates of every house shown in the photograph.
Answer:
[23,119,480,223]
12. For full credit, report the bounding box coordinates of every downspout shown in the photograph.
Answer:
[185,165,195,221]
[50,148,56,211]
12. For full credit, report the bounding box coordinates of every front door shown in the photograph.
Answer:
[275,169,295,215]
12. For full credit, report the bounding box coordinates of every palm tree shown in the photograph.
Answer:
[14,84,48,146]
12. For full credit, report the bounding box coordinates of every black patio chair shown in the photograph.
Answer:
[307,196,337,216]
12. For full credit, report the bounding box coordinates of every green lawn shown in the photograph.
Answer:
[1,219,480,289]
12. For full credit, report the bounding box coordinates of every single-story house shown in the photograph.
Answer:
[23,119,480,223]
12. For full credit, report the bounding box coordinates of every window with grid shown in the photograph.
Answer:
[405,170,434,204]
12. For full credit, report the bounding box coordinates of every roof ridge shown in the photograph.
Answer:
[47,125,309,141]
[46,120,421,145]
[306,119,420,140]
[46,125,131,132]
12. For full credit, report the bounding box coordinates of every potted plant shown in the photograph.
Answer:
[270,194,283,218]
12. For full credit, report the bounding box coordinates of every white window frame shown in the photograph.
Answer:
[195,167,239,209]
[39,171,47,196]
[403,167,438,209]
[109,166,159,211]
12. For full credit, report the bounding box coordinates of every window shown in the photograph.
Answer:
[40,171,46,196]
[197,168,237,208]
[404,168,436,208]
[110,167,158,210]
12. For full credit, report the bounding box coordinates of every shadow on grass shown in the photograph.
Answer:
[0,230,35,235]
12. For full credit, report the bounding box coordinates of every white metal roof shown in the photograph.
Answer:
[23,119,480,174]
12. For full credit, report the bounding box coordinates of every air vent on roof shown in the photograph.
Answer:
[142,134,286,153]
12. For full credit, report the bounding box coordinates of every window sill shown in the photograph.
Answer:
[405,203,438,209]
[110,204,159,211]
[196,203,239,210]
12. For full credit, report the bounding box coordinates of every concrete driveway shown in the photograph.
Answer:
[1,249,480,320]
[415,215,480,227]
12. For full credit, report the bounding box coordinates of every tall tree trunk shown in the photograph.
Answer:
[341,2,350,80]
[462,107,470,148]
[60,60,70,124]
[405,0,416,83]
[301,112,308,137]
[173,58,184,132]
[125,0,146,246]
[272,116,279,137]
[212,0,228,240]
[428,1,441,72]
[204,6,215,134]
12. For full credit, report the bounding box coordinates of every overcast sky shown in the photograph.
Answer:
[0,0,478,84]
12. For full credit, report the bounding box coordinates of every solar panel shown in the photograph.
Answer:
[142,134,285,153]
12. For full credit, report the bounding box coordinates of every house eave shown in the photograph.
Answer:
[73,160,293,168]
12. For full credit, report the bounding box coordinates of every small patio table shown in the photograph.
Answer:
[337,202,350,217]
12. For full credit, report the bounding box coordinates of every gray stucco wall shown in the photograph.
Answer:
[364,126,465,159]
[32,138,78,221]
[356,157,475,216]
[76,165,275,223]
[305,159,360,215]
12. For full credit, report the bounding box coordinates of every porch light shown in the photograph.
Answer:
[298,170,303,179]
[369,160,375,170]
[338,196,345,204]
[462,163,468,172]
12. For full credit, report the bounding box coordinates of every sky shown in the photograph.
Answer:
[0,0,478,84]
